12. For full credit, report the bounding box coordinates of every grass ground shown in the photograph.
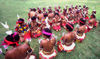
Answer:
[0,0,100,59]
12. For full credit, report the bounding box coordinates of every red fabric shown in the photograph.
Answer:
[15,28,18,31]
[53,25,61,31]
[84,29,88,33]
[24,31,31,40]
[78,35,86,43]
[57,41,62,52]
[73,21,77,24]
[4,39,19,46]
[62,22,66,27]
[94,21,97,27]
[86,25,92,32]
[85,16,89,20]
[31,31,42,38]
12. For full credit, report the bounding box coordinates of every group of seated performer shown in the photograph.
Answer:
[1,5,99,59]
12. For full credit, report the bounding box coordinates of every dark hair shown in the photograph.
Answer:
[43,8,46,10]
[6,33,19,42]
[83,5,86,8]
[54,13,59,17]
[79,18,86,25]
[13,34,20,42]
[48,9,52,13]
[44,13,48,17]
[18,18,24,22]
[90,14,96,18]
[31,16,36,21]
[86,7,88,10]
[79,5,81,7]
[43,28,52,38]
[30,8,36,11]
[75,6,77,9]
[66,23,74,32]
[56,9,59,12]
[18,18,24,24]
[38,10,42,13]
[76,10,80,14]
[69,8,72,11]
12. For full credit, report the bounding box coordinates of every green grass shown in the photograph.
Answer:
[0,0,100,59]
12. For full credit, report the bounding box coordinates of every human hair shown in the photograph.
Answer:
[90,14,96,19]
[79,18,86,25]
[66,23,74,32]
[43,28,52,38]
[31,16,36,21]
[44,13,48,18]
[6,33,19,42]
[54,12,59,17]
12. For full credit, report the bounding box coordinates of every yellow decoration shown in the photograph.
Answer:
[42,19,45,21]
[76,39,80,43]
[18,24,20,27]
[38,31,40,33]
[24,31,26,33]
[59,45,63,50]
[24,27,26,29]
[20,28,23,31]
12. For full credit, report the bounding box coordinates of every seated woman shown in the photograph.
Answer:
[37,10,44,22]
[61,9,69,29]
[57,23,76,52]
[52,13,61,31]
[75,26,86,43]
[39,28,57,59]
[48,9,54,26]
[90,13,98,27]
[68,11,75,24]
[30,16,42,38]
[28,8,36,19]
[87,13,98,32]
[2,32,20,50]
[28,8,37,28]
[42,8,47,14]
[61,12,67,29]
[15,18,28,42]
[75,18,87,33]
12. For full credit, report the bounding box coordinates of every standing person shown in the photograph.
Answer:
[39,28,57,59]
[57,23,76,52]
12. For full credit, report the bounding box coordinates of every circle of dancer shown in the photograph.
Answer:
[0,5,99,59]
